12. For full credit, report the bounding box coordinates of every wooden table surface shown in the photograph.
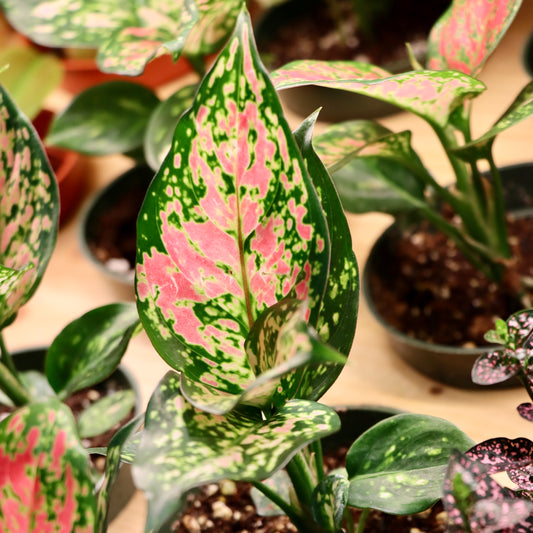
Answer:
[4,5,533,530]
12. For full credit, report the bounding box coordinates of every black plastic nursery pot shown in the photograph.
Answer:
[2,347,141,522]
[254,0,448,122]
[80,164,154,284]
[363,163,533,388]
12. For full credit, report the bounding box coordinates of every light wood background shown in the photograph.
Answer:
[4,4,533,530]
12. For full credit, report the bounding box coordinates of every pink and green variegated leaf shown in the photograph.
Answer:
[272,63,485,128]
[180,299,346,414]
[0,399,97,533]
[454,81,533,162]
[133,371,340,532]
[0,0,135,48]
[0,0,199,76]
[97,0,198,76]
[443,451,533,532]
[0,85,59,330]
[427,0,523,76]
[313,120,392,173]
[183,0,243,57]
[136,11,329,395]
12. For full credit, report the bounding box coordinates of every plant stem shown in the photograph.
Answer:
[0,360,30,406]
[355,508,370,533]
[311,440,325,483]
[0,332,18,377]
[286,451,316,509]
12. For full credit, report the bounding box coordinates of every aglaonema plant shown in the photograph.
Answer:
[0,0,244,77]
[270,0,532,285]
[0,81,142,532]
[442,309,533,531]
[131,8,474,532]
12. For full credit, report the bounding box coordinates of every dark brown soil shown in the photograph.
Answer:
[367,215,533,347]
[171,446,448,532]
[256,0,451,69]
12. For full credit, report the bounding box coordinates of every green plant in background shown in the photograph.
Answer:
[271,0,532,285]
[0,82,142,532]
[131,8,474,532]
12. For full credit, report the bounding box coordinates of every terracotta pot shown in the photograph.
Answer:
[61,53,195,94]
[33,109,87,226]
[363,163,533,388]
[5,347,141,522]
[80,164,154,284]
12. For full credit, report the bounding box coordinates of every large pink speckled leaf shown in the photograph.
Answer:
[272,62,485,128]
[136,11,329,395]
[0,399,97,533]
[133,371,340,532]
[0,0,199,76]
[427,0,523,76]
[0,85,59,329]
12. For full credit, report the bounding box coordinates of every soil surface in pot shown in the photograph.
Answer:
[368,215,533,347]
[171,445,447,532]
[257,0,451,69]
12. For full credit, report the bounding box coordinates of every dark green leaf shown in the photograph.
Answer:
[45,302,140,398]
[77,389,136,439]
[144,83,197,170]
[0,85,59,329]
[133,371,340,532]
[47,81,160,155]
[346,413,474,514]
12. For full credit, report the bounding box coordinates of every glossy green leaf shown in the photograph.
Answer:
[453,81,533,162]
[144,83,197,171]
[133,371,340,532]
[180,299,346,414]
[0,46,63,120]
[47,81,160,156]
[313,120,392,173]
[331,158,426,215]
[346,414,475,514]
[45,302,140,398]
[272,64,485,128]
[78,389,136,439]
[427,0,523,76]
[0,399,97,533]
[312,473,349,532]
[0,0,199,76]
[136,11,329,396]
[292,112,358,398]
[95,414,143,532]
[0,85,59,329]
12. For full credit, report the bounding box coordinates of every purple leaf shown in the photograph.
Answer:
[466,438,533,474]
[517,403,533,422]
[472,349,521,385]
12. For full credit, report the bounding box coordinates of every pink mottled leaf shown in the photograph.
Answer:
[0,85,59,329]
[133,371,340,533]
[427,0,523,76]
[272,62,485,127]
[136,11,329,395]
[0,399,97,533]
[518,403,533,423]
